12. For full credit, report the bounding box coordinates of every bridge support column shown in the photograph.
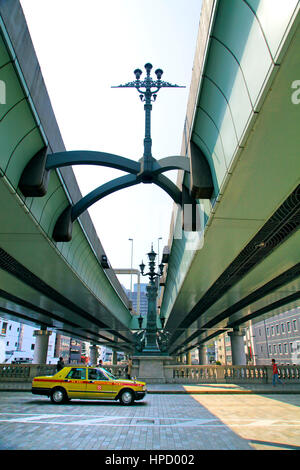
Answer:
[33,328,52,364]
[90,344,98,365]
[228,328,246,365]
[186,352,192,365]
[198,345,208,365]
[112,351,118,365]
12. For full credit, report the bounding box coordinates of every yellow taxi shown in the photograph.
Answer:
[32,366,146,405]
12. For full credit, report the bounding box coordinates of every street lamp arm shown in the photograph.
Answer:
[111,82,138,88]
[46,151,140,175]
[141,271,161,278]
[137,86,160,94]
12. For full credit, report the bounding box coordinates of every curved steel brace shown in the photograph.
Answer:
[153,156,190,174]
[46,151,141,175]
[152,174,182,205]
[71,174,139,221]
[53,173,185,242]
[52,174,140,242]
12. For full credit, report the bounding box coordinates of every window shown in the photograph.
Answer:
[290,343,293,353]
[279,344,282,354]
[293,320,297,331]
[287,322,291,332]
[281,323,285,333]
[284,343,288,353]
[269,345,272,354]
[66,368,86,380]
[271,326,274,335]
[88,368,108,381]
[273,345,277,354]
[276,325,279,334]
[266,327,270,337]
[31,344,35,350]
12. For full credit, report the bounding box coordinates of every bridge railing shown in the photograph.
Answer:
[0,363,128,382]
[0,363,299,384]
[164,364,300,384]
[0,363,57,381]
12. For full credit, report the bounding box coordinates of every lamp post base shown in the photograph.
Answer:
[132,355,174,383]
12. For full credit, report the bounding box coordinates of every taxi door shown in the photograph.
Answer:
[64,367,87,398]
[85,368,116,399]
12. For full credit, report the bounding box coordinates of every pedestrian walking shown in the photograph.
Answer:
[126,357,132,380]
[271,358,283,386]
[56,357,65,372]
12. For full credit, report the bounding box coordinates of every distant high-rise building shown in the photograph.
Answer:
[124,283,148,317]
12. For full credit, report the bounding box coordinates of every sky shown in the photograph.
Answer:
[20,0,203,290]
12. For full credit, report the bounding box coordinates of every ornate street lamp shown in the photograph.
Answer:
[137,244,165,354]
[112,63,185,181]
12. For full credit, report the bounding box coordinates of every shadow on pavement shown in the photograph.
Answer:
[28,398,147,407]
[250,439,300,450]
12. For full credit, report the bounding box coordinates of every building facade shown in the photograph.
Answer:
[0,316,57,363]
[213,307,300,366]
[251,307,300,365]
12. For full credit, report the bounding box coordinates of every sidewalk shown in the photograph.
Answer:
[1,381,300,394]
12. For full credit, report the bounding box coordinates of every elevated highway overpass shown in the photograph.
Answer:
[0,1,137,354]
[161,0,300,357]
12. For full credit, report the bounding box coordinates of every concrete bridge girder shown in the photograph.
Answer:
[160,0,300,354]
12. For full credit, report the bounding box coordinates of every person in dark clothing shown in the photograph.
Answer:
[57,357,65,372]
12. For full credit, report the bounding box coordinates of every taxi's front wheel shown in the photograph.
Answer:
[119,389,134,405]
[50,387,68,404]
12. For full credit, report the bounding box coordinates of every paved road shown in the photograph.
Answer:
[0,391,300,451]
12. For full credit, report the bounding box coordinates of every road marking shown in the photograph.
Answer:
[0,413,300,428]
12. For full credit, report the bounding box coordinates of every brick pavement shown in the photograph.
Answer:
[0,389,300,451]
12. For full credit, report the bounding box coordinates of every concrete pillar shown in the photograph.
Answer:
[186,351,192,365]
[90,344,98,365]
[198,345,208,365]
[112,350,118,365]
[228,328,246,365]
[33,328,52,364]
